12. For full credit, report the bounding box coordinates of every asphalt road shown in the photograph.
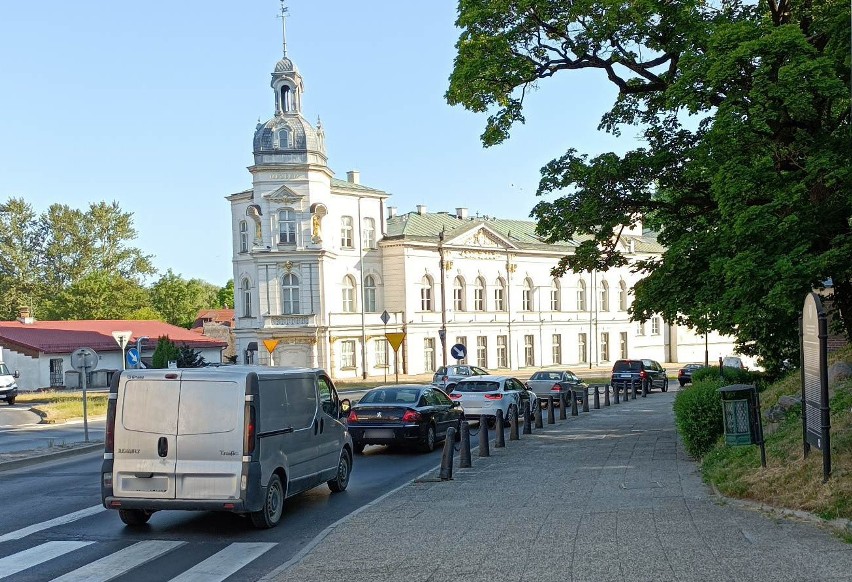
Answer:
[0,427,485,581]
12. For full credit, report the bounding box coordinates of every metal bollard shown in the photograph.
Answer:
[522,400,532,435]
[642,381,648,397]
[559,393,567,420]
[582,388,590,412]
[547,396,555,424]
[495,409,505,448]
[594,386,600,409]
[632,381,638,400]
[534,401,543,428]
[571,390,579,416]
[614,384,620,404]
[510,405,520,440]
[604,384,610,406]
[459,421,471,468]
[439,426,456,480]
[478,415,490,457]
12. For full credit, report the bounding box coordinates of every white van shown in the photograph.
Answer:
[0,362,20,405]
[101,366,353,529]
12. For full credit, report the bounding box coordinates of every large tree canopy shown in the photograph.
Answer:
[447,0,851,371]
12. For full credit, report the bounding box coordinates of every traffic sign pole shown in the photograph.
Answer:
[71,347,99,443]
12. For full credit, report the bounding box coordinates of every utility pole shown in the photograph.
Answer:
[438,228,448,367]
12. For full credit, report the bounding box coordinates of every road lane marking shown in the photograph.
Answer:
[50,540,185,582]
[0,505,105,543]
[168,542,276,582]
[0,541,93,579]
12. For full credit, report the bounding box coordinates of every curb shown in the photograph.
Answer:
[0,442,103,473]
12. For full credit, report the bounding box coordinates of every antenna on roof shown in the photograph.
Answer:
[277,1,289,57]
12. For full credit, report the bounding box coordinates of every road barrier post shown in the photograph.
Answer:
[479,415,491,457]
[559,393,567,420]
[522,400,532,434]
[614,384,620,404]
[571,390,579,416]
[495,410,505,448]
[459,421,471,468]
[534,401,544,429]
[582,388,590,413]
[604,384,611,406]
[594,386,601,409]
[547,396,555,424]
[510,406,520,440]
[439,427,456,481]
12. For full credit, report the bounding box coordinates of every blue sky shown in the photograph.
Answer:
[0,1,631,286]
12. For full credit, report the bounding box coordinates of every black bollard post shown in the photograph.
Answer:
[439,426,456,480]
[604,384,611,406]
[632,381,638,400]
[558,393,567,420]
[614,383,620,404]
[642,380,648,397]
[594,386,600,409]
[495,410,505,448]
[522,400,532,434]
[459,421,471,468]
[571,390,579,416]
[582,387,590,413]
[628,380,634,401]
[510,405,520,440]
[534,400,544,428]
[478,415,490,457]
[547,396,555,424]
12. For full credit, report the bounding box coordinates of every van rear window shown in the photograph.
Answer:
[178,381,241,435]
[121,380,180,434]
[612,361,641,372]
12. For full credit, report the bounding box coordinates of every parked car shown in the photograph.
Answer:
[0,363,20,405]
[610,359,669,392]
[677,363,704,387]
[346,385,463,454]
[722,356,748,370]
[525,369,586,407]
[431,365,489,392]
[449,375,537,424]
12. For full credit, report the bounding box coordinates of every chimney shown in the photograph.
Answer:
[387,206,397,218]
[346,170,360,185]
[416,204,428,215]
[17,306,34,325]
[455,207,468,220]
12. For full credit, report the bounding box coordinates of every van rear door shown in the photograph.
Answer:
[112,373,181,499]
[175,379,245,500]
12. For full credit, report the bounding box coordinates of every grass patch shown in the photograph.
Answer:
[17,391,109,423]
[700,345,852,521]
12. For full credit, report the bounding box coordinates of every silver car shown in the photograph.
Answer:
[525,370,586,407]
[431,365,488,392]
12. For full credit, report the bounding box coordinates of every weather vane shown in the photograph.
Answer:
[277,1,289,57]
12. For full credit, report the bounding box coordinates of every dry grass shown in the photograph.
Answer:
[16,390,109,422]
[702,345,852,520]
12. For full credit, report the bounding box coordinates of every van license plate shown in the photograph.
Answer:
[365,429,394,439]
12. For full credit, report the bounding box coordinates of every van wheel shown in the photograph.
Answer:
[327,451,351,493]
[251,474,284,529]
[420,425,436,453]
[118,509,152,526]
[5,396,14,406]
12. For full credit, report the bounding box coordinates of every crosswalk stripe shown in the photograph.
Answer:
[50,540,185,582]
[0,541,93,579]
[168,542,276,582]
[0,506,105,543]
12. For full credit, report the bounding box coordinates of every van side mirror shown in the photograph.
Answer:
[13,370,19,379]
[339,399,351,416]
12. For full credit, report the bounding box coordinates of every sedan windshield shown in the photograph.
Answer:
[453,381,500,393]
[360,388,421,405]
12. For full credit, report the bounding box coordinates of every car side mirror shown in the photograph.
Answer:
[339,399,351,416]
[13,371,19,379]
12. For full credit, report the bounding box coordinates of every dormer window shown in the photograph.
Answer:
[276,127,290,149]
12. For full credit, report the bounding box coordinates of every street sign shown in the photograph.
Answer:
[380,310,390,325]
[450,343,467,360]
[71,348,99,372]
[263,339,280,353]
[438,328,446,342]
[386,332,406,352]
[126,348,140,368]
[111,331,132,350]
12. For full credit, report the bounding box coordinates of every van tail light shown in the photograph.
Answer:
[243,405,256,455]
[104,395,117,454]
[551,383,561,392]
[484,393,503,400]
[402,410,422,422]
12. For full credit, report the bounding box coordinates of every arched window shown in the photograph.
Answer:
[364,275,377,313]
[494,277,506,311]
[362,217,376,249]
[276,127,290,148]
[239,220,248,253]
[474,277,486,311]
[342,276,357,313]
[599,280,610,312]
[550,279,560,311]
[281,273,300,315]
[278,209,296,244]
[340,216,354,248]
[241,278,252,317]
[522,278,533,311]
[420,276,433,311]
[453,276,465,311]
[577,280,587,311]
[619,280,628,311]
[281,86,291,112]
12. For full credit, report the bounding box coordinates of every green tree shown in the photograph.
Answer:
[216,279,235,309]
[0,198,47,319]
[177,344,206,368]
[150,269,220,328]
[152,336,180,368]
[41,272,152,320]
[446,0,851,373]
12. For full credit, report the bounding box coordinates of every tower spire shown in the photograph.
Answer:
[278,1,288,57]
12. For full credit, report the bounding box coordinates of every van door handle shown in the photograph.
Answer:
[157,437,168,458]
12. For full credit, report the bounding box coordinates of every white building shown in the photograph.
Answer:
[228,25,740,379]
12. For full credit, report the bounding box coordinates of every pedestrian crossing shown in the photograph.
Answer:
[0,539,277,581]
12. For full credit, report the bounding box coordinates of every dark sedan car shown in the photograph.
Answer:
[677,363,704,387]
[610,359,669,392]
[346,385,463,454]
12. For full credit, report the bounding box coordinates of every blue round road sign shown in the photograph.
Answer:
[450,343,467,360]
[126,347,140,368]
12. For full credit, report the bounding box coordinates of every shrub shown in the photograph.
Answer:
[692,365,756,385]
[152,336,179,368]
[673,379,724,459]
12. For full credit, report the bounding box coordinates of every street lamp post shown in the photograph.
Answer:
[438,228,448,367]
[136,336,149,369]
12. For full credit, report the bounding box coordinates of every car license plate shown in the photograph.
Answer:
[618,373,631,378]
[364,429,394,439]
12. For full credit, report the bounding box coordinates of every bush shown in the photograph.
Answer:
[692,365,756,385]
[152,336,179,368]
[673,379,724,459]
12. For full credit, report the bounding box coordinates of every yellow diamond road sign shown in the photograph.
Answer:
[385,332,406,352]
[263,339,280,353]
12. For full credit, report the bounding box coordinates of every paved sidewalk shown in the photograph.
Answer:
[274,389,852,582]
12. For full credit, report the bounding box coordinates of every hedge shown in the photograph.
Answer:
[692,365,756,385]
[673,378,724,459]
